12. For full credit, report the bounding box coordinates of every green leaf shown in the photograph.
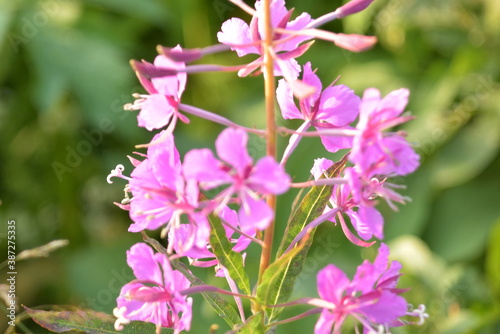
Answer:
[208,213,251,295]
[260,155,347,322]
[256,233,309,318]
[24,307,173,333]
[232,312,264,334]
[142,235,242,329]
[277,155,347,256]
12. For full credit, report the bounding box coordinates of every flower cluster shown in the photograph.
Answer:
[108,0,428,333]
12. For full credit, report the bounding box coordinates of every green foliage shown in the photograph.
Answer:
[208,214,251,295]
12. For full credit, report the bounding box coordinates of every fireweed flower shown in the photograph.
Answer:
[351,88,420,177]
[277,62,360,163]
[218,0,314,78]
[113,243,192,334]
[108,131,210,254]
[183,127,290,230]
[309,158,409,245]
[125,45,188,132]
[311,243,428,334]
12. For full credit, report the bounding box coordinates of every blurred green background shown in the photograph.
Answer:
[1,0,499,333]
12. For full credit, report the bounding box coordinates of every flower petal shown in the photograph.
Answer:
[147,132,181,190]
[152,50,187,98]
[248,156,291,194]
[183,148,230,189]
[310,158,334,180]
[317,264,350,304]
[278,12,314,52]
[218,18,258,56]
[127,243,164,284]
[137,94,175,131]
[317,85,360,126]
[238,194,272,231]
[215,128,252,175]
[276,79,302,120]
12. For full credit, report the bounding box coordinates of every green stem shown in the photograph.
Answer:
[258,0,277,287]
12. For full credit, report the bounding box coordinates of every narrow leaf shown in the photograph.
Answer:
[208,214,252,295]
[142,233,242,329]
[264,155,347,322]
[24,307,173,334]
[256,234,310,306]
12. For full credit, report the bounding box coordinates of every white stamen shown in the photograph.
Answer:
[113,307,130,331]
[107,164,126,184]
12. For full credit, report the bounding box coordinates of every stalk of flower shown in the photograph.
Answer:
[103,0,431,332]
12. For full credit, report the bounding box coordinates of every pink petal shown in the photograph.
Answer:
[377,135,420,176]
[314,310,336,334]
[317,264,350,304]
[238,194,272,231]
[317,85,360,127]
[129,193,174,232]
[126,243,165,284]
[218,18,258,56]
[147,132,181,190]
[183,149,230,189]
[375,88,410,124]
[310,158,334,180]
[276,79,302,120]
[137,94,175,131]
[301,62,322,111]
[358,205,384,240]
[248,156,291,194]
[345,209,373,241]
[319,133,353,153]
[278,12,314,52]
[169,225,213,259]
[359,88,381,126]
[359,291,407,324]
[274,57,301,79]
[215,128,253,176]
[152,49,186,98]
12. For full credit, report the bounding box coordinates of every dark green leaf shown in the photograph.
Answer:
[208,214,251,295]
[24,307,173,333]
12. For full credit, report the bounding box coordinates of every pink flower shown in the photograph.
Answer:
[311,159,410,245]
[313,243,417,334]
[310,159,379,246]
[126,45,189,131]
[183,128,290,230]
[115,131,210,254]
[351,88,420,177]
[217,0,314,78]
[113,243,192,334]
[277,62,360,153]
